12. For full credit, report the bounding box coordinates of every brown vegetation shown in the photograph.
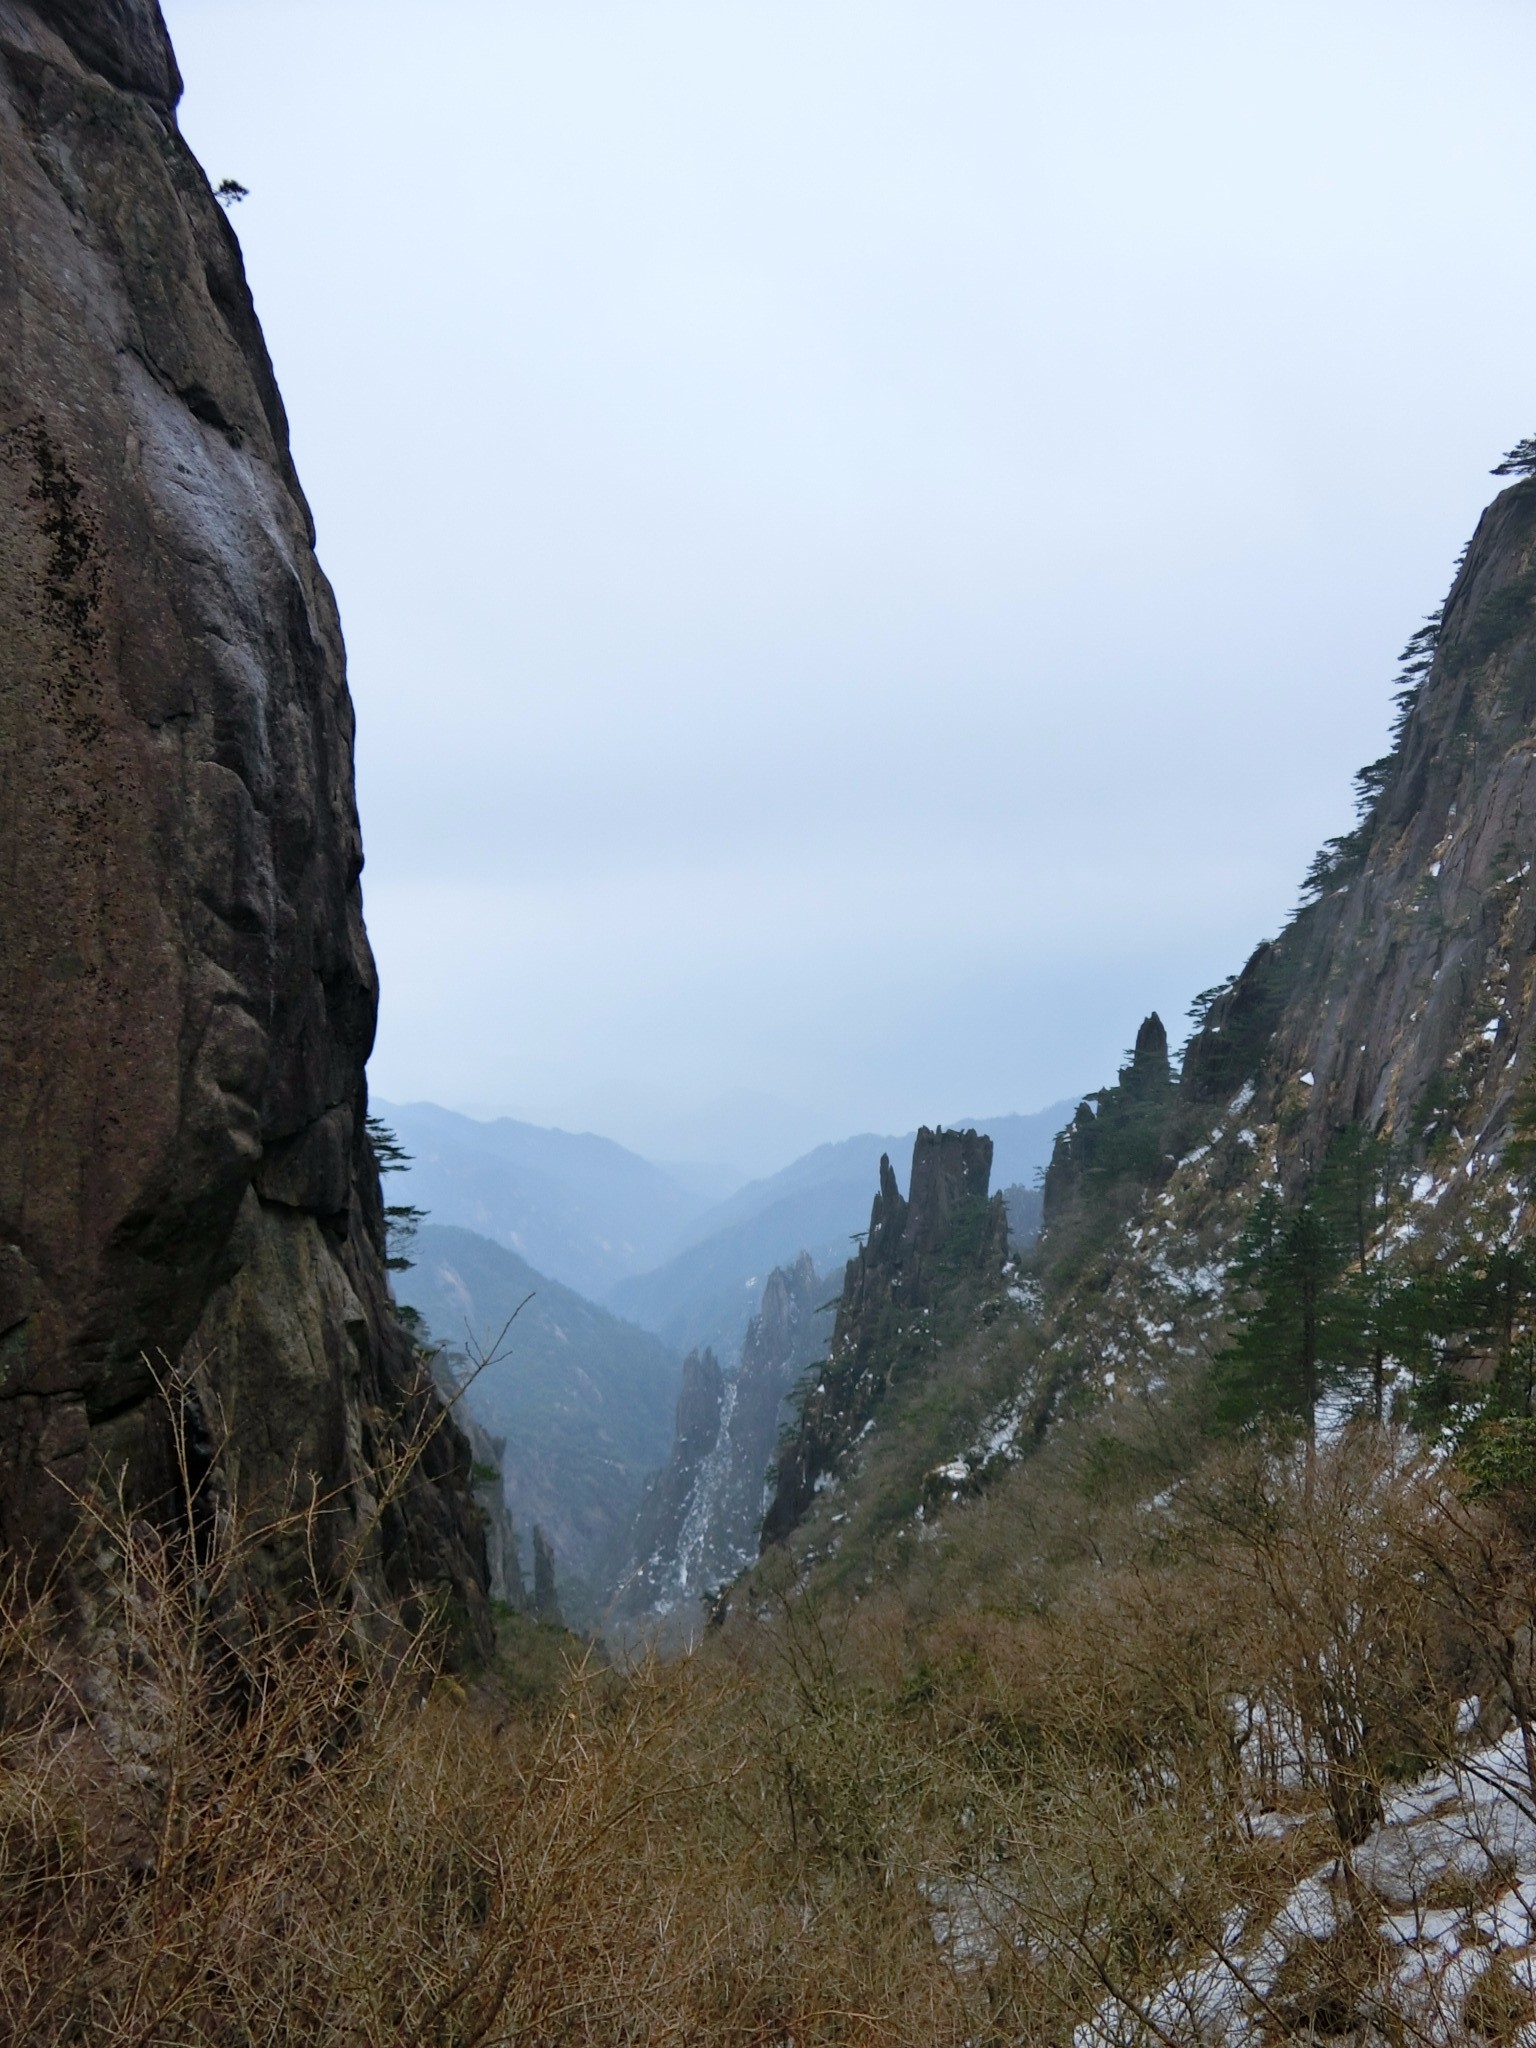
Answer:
[6,1386,1536,2044]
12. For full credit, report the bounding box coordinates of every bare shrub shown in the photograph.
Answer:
[0,1375,1512,2045]
[0,1378,976,2045]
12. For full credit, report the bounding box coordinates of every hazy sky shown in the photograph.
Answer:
[164,0,1536,1172]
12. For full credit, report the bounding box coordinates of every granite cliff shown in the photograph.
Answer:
[0,0,489,1650]
[761,1128,1008,1548]
[617,1253,830,1633]
[1013,460,1536,1424]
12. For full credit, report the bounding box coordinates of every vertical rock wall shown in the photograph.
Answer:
[0,1,489,1651]
[617,1255,832,1632]
[762,1129,1008,1546]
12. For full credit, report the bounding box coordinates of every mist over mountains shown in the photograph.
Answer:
[379,1096,1073,1613]
[377,1096,1073,1361]
[392,1223,679,1626]
[372,1100,715,1300]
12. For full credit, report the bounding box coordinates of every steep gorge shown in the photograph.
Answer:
[617,1252,830,1635]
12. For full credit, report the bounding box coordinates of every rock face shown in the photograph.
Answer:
[531,1524,561,1625]
[1247,473,1536,1180]
[617,1255,830,1632]
[620,1346,726,1619]
[762,1130,1008,1547]
[728,1254,828,1538]
[1034,467,1536,1284]
[462,1414,526,1613]
[0,1,489,1651]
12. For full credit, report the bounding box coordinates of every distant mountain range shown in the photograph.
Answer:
[377,1098,1076,1365]
[605,1106,1076,1360]
[392,1223,681,1626]
[373,1100,717,1300]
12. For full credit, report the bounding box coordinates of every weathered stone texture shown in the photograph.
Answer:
[615,1256,831,1638]
[1168,471,1536,1188]
[0,1,489,1650]
[762,1129,1007,1547]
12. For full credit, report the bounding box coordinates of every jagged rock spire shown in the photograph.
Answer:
[532,1525,561,1625]
[761,1128,1009,1548]
[674,1348,725,1455]
[1133,1012,1170,1077]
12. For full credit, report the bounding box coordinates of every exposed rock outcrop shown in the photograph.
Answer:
[762,1130,1008,1547]
[531,1523,561,1625]
[1242,474,1536,1179]
[617,1256,830,1633]
[1029,468,1536,1302]
[729,1254,829,1536]
[0,0,489,1651]
[618,1348,725,1611]
[464,1415,526,1612]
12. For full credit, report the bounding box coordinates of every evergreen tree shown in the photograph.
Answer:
[1313,1124,1400,1420]
[1493,434,1536,478]
[366,1114,426,1272]
[1214,1192,1347,1444]
[1395,1197,1536,1439]
[1444,1236,1536,1420]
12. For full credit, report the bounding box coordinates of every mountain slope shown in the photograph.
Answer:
[740,461,1536,1608]
[1010,464,1536,1447]
[393,1224,681,1623]
[374,1100,713,1299]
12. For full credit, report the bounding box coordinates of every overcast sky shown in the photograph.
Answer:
[164,0,1536,1174]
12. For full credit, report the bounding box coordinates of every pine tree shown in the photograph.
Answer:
[1214,1192,1346,1445]
[1314,1124,1399,1420]
[366,1114,426,1272]
[1493,434,1536,478]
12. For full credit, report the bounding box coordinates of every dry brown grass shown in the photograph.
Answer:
[4,1402,1530,2044]
[0,1405,974,2046]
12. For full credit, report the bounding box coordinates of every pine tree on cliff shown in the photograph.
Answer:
[1493,434,1536,477]
[366,1115,426,1272]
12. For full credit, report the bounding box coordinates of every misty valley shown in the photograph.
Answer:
[13,2,1536,2044]
[375,1097,1061,1631]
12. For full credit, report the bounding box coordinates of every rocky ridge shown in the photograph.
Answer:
[933,466,1536,1493]
[761,1128,1009,1550]
[617,1253,829,1635]
[774,463,1536,2027]
[0,0,488,1650]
